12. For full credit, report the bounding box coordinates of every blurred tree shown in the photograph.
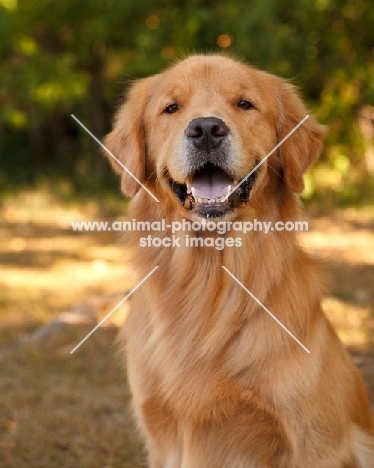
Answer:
[0,0,373,199]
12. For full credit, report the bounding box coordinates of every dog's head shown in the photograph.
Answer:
[104,55,325,219]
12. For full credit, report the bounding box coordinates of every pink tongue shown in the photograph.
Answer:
[192,171,231,199]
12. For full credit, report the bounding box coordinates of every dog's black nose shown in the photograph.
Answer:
[185,117,229,150]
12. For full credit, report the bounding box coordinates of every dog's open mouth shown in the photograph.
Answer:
[169,162,257,218]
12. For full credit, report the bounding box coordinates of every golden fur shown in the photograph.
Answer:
[104,55,374,467]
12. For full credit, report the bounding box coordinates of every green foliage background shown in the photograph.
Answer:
[0,0,373,203]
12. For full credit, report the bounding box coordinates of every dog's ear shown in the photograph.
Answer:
[103,77,154,197]
[276,81,326,193]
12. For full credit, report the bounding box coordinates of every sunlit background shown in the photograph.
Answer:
[0,1,373,467]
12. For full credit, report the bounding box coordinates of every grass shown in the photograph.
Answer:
[0,330,144,468]
[0,187,373,467]
[0,189,145,467]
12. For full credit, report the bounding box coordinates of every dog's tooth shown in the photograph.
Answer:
[196,196,202,204]
[191,187,196,197]
[220,196,225,202]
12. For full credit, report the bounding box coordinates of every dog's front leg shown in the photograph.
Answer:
[135,398,182,468]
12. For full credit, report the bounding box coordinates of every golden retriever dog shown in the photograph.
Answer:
[104,55,374,467]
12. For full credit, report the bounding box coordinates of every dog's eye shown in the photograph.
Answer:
[164,103,179,114]
[237,100,254,110]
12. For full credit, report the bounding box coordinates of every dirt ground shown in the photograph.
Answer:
[0,191,373,467]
